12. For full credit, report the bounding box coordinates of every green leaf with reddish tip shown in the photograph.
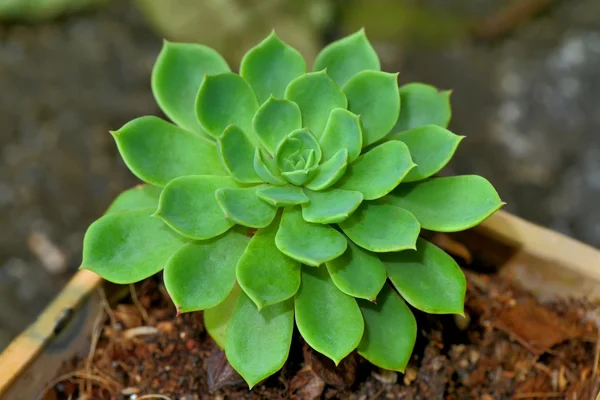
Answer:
[217,125,262,183]
[393,83,452,132]
[343,71,400,146]
[240,32,307,104]
[256,185,309,207]
[284,70,347,137]
[81,208,186,284]
[319,108,363,162]
[112,116,226,187]
[106,184,162,214]
[339,203,420,253]
[196,72,258,139]
[164,229,249,313]
[254,148,286,185]
[385,175,504,232]
[216,186,277,228]
[151,41,230,135]
[313,29,380,87]
[387,125,463,182]
[357,284,417,372]
[156,175,239,240]
[384,238,466,315]
[305,148,348,191]
[204,284,241,349]
[335,141,414,200]
[226,293,294,389]
[253,97,302,153]
[302,188,363,224]
[295,266,364,364]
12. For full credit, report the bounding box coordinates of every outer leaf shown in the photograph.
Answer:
[256,185,309,207]
[254,148,287,185]
[81,208,185,284]
[204,284,241,349]
[284,70,347,137]
[295,266,364,364]
[357,284,417,371]
[302,188,363,224]
[275,207,347,266]
[339,203,420,252]
[217,125,262,183]
[326,240,386,300]
[240,31,307,104]
[253,97,302,153]
[164,229,249,312]
[387,125,463,182]
[335,141,415,200]
[106,184,162,214]
[112,116,226,187]
[343,71,400,146]
[393,83,451,132]
[384,238,466,314]
[386,175,504,232]
[319,108,363,162]
[226,293,294,388]
[216,186,277,228]
[151,41,230,134]
[237,216,301,309]
[305,148,348,191]
[313,28,380,87]
[196,73,258,139]
[156,175,238,240]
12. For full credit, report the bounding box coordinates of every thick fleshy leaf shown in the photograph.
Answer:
[305,148,348,191]
[256,185,309,207]
[196,73,258,139]
[216,186,277,228]
[393,83,452,132]
[253,97,302,153]
[343,71,400,146]
[284,70,347,137]
[254,148,287,185]
[216,125,262,183]
[164,229,249,312]
[295,266,364,364]
[156,175,238,240]
[387,125,463,182]
[112,116,226,187]
[335,141,415,200]
[151,41,230,134]
[384,238,466,314]
[204,284,241,349]
[326,240,386,300]
[357,284,417,371]
[81,208,186,284]
[302,188,363,224]
[226,293,294,388]
[106,184,162,214]
[240,32,306,104]
[313,28,380,87]
[237,217,301,309]
[339,203,420,252]
[275,207,347,266]
[319,108,362,162]
[386,176,504,232]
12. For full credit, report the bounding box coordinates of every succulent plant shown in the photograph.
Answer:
[82,30,503,387]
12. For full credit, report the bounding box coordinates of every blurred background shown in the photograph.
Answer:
[0,0,599,350]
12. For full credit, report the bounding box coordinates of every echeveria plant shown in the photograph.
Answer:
[82,29,503,387]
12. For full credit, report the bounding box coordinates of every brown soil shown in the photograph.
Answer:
[45,235,598,400]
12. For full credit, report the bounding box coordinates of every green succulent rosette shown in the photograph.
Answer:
[81,29,503,387]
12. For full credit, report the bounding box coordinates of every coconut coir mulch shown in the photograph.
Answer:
[45,234,599,400]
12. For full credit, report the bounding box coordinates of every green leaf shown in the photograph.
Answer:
[81,208,186,284]
[254,148,287,185]
[106,184,162,214]
[253,97,302,153]
[319,108,363,163]
[313,28,380,87]
[357,284,416,371]
[240,31,307,104]
[302,188,363,224]
[384,238,466,314]
[393,83,451,132]
[326,240,386,300]
[151,41,230,134]
[305,149,348,191]
[295,266,364,364]
[156,175,238,240]
[339,202,420,252]
[164,229,249,312]
[387,125,463,182]
[335,140,415,200]
[385,175,504,232]
[237,216,301,309]
[204,284,241,349]
[343,71,400,146]
[196,72,258,139]
[112,116,226,187]
[216,125,262,183]
[284,70,347,137]
[256,185,309,207]
[216,186,277,228]
[226,293,294,388]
